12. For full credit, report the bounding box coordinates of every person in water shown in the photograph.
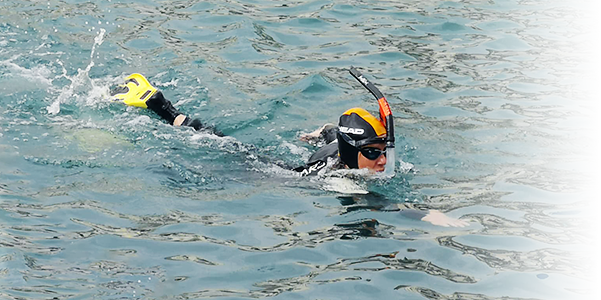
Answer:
[110,73,389,175]
[293,107,388,176]
[111,73,468,227]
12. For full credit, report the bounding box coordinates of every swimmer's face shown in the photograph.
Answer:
[357,143,387,172]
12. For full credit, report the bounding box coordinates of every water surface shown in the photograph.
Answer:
[1,0,599,299]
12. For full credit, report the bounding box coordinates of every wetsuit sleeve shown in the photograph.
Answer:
[145,91,181,125]
[145,91,204,131]
[293,160,328,177]
[307,142,338,165]
[181,117,203,131]
[293,142,339,176]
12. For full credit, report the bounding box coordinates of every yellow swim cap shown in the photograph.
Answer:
[337,108,387,168]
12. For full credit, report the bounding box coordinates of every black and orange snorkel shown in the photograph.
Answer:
[349,66,396,176]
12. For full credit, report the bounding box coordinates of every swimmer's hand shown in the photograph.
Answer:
[421,210,469,227]
[300,125,326,142]
[110,73,157,108]
[111,73,199,130]
[300,123,337,145]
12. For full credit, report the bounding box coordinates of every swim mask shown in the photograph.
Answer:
[337,107,387,169]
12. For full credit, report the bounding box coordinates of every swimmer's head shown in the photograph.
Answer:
[337,108,387,171]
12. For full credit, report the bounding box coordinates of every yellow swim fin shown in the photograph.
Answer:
[110,73,157,108]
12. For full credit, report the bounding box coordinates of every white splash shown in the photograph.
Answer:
[0,55,54,86]
[281,141,311,161]
[125,115,152,126]
[398,160,414,174]
[154,78,179,87]
[47,28,106,114]
[321,177,368,194]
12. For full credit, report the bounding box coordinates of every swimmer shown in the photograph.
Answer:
[110,68,395,175]
[294,66,396,176]
[110,71,468,227]
[294,107,388,176]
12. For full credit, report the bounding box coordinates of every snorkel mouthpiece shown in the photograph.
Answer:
[348,66,396,177]
[383,141,395,177]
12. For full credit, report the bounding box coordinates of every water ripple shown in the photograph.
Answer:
[0,0,597,299]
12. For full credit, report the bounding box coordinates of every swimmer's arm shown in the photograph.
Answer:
[145,91,203,130]
[299,123,338,144]
[394,204,469,227]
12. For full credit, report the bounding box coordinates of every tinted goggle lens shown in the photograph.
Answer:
[360,147,386,160]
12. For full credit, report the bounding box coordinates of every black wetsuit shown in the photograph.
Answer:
[147,92,338,176]
[143,94,432,221]
[293,125,344,176]
[147,91,222,135]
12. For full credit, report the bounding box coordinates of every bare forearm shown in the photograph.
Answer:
[146,92,203,130]
[173,114,187,126]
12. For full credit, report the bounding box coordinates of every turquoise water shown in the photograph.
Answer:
[1,0,600,299]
